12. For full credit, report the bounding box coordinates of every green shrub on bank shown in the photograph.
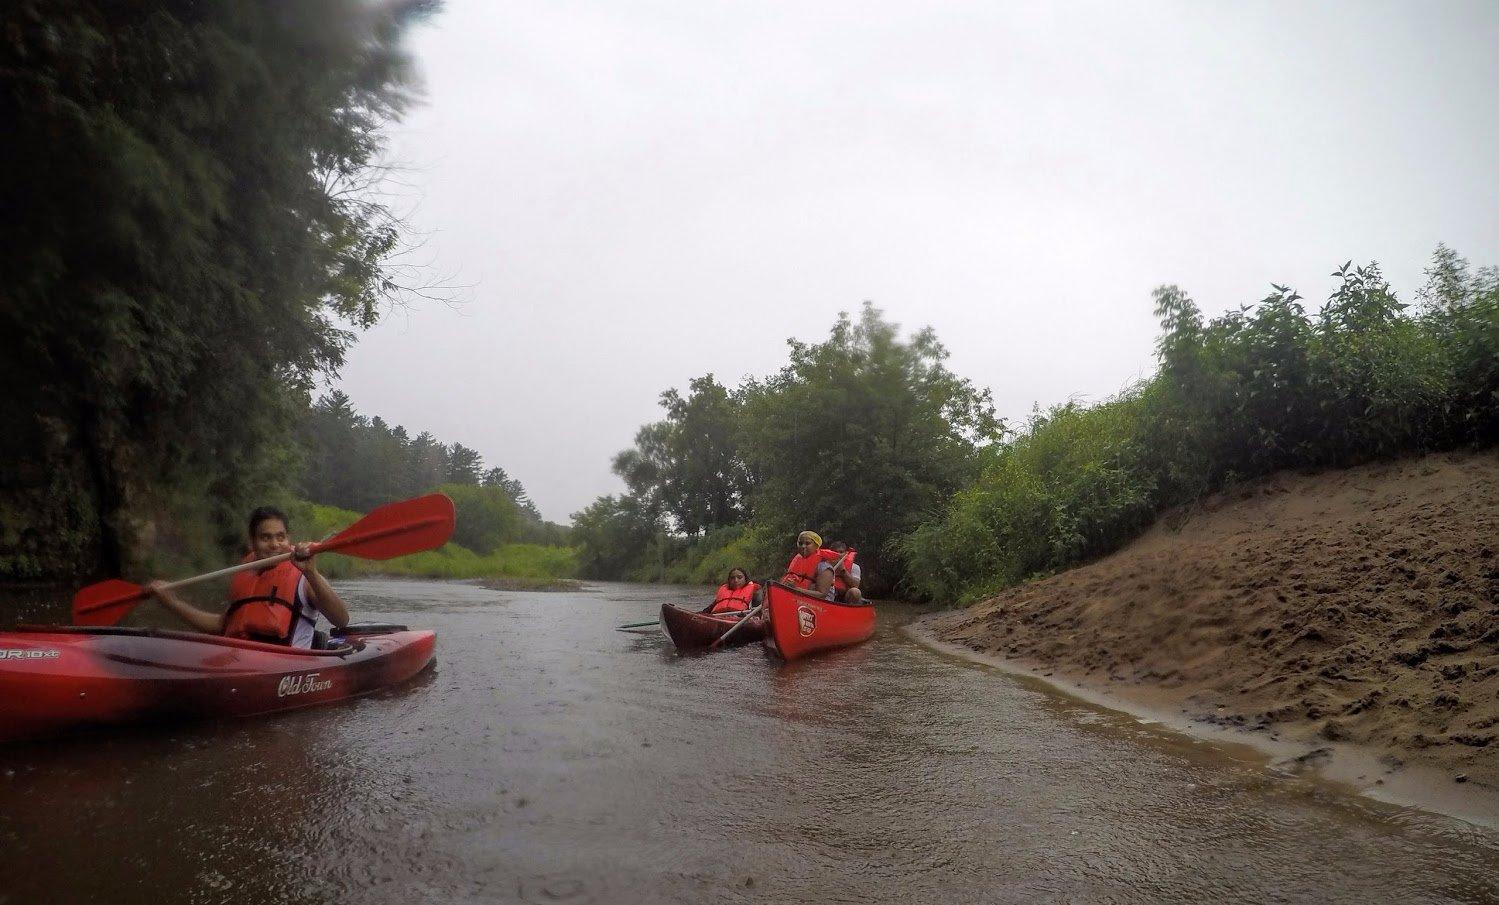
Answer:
[904,249,1499,604]
[655,523,784,586]
[901,394,1157,602]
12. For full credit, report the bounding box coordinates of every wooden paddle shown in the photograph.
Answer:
[708,604,763,649]
[72,493,456,627]
[617,619,661,630]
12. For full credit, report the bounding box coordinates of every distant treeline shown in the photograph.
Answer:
[297,391,569,549]
[0,1,440,581]
[577,248,1498,601]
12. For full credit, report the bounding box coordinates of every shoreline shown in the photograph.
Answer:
[905,618,1499,831]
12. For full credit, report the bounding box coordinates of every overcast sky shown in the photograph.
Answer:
[335,0,1499,523]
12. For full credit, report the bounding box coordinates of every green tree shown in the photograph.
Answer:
[446,443,484,485]
[0,0,438,578]
[442,483,523,554]
[570,495,658,579]
[483,466,542,521]
[738,303,1001,585]
[612,375,750,536]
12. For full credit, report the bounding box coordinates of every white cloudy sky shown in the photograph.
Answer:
[336,0,1498,523]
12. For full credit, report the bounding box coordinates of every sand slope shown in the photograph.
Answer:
[924,449,1499,792]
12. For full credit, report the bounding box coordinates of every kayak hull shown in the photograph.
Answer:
[0,625,435,742]
[659,603,764,650]
[762,580,875,661]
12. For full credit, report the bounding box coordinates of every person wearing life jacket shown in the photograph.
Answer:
[828,540,863,604]
[145,506,350,648]
[781,530,839,600]
[703,567,758,615]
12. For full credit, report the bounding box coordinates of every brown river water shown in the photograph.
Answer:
[1,579,1495,904]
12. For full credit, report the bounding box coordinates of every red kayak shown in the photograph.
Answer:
[0,623,435,742]
[659,603,764,651]
[762,580,875,661]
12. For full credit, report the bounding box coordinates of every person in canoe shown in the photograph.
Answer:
[829,540,863,604]
[782,530,840,600]
[702,567,758,615]
[144,506,351,648]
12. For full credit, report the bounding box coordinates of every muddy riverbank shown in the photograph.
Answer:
[916,449,1498,824]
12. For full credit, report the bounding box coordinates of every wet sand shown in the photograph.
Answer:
[915,449,1499,826]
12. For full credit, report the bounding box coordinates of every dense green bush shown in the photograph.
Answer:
[904,249,1499,603]
[901,394,1156,601]
[570,495,660,580]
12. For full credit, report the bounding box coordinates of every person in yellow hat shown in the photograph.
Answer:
[780,530,837,599]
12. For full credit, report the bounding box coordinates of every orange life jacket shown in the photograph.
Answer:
[781,548,842,589]
[223,558,311,645]
[708,581,757,614]
[831,549,858,593]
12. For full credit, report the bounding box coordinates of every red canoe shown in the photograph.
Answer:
[761,580,875,661]
[0,624,435,742]
[659,603,765,651]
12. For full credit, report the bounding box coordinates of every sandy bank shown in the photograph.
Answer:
[915,449,1498,825]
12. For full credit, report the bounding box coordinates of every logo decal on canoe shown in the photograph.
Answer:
[796,605,816,636]
[277,672,333,698]
[0,648,59,660]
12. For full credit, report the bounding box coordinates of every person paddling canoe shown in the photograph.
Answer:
[782,530,839,600]
[829,540,863,604]
[145,506,350,648]
[702,567,758,614]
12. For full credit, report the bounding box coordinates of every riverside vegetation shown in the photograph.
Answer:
[1,0,442,581]
[0,1,573,586]
[1,2,1493,614]
[576,251,1497,603]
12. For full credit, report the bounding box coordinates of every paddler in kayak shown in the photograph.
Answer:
[782,530,840,600]
[144,506,350,648]
[702,567,757,614]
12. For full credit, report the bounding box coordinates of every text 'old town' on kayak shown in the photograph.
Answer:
[0,623,434,742]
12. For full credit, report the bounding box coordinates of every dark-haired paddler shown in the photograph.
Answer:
[145,506,350,648]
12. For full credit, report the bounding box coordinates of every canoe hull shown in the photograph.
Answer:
[762,581,875,661]
[0,625,435,742]
[659,603,764,651]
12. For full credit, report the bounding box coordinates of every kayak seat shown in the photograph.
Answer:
[310,630,354,653]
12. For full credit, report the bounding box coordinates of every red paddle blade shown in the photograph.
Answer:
[319,493,455,560]
[72,579,148,626]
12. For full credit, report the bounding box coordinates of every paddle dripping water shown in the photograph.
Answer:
[0,580,1494,904]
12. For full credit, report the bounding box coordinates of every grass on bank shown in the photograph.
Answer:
[286,500,579,581]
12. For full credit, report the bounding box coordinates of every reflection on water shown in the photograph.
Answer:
[1,579,1494,904]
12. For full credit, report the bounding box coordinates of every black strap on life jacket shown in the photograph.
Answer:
[224,582,316,646]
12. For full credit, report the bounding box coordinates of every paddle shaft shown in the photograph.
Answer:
[152,551,297,595]
[102,514,448,605]
[709,604,763,649]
